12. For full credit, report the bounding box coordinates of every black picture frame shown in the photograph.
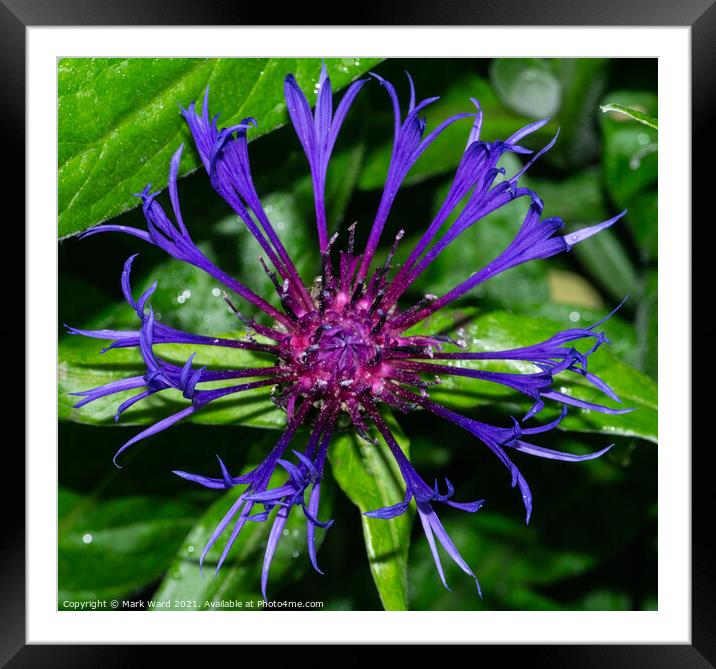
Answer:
[6,0,709,663]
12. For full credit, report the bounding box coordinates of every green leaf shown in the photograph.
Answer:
[329,415,413,610]
[591,91,658,302]
[600,103,658,130]
[635,270,658,378]
[490,58,562,119]
[407,309,658,443]
[152,457,333,608]
[600,90,658,208]
[59,487,201,607]
[58,57,382,238]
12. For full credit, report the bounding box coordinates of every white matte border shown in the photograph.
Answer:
[29,26,689,644]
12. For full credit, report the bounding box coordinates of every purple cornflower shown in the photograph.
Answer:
[68,64,630,599]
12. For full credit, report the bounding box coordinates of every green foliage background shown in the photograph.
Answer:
[58,57,657,611]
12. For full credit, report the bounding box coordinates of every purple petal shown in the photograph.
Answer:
[284,73,316,158]
[79,224,152,244]
[509,129,559,183]
[564,210,627,249]
[466,98,483,145]
[417,504,449,590]
[445,498,485,513]
[307,482,325,574]
[506,116,551,144]
[326,77,368,156]
[168,144,188,235]
[507,439,613,462]
[215,501,255,573]
[172,470,229,490]
[364,500,410,520]
[70,375,146,408]
[199,492,250,575]
[418,502,482,597]
[112,405,195,467]
[541,390,634,415]
[292,449,319,479]
[114,389,155,420]
[261,505,290,601]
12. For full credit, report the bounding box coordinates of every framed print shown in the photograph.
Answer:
[6,0,710,663]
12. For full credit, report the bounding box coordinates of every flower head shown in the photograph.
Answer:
[68,64,629,599]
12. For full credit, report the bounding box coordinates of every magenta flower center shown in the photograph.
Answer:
[317,321,372,375]
[281,287,392,402]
